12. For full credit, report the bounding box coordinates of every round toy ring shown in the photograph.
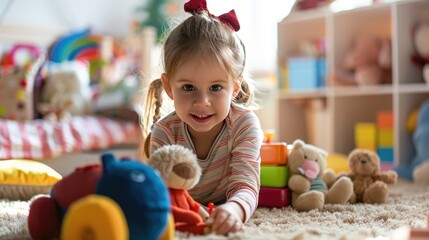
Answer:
[61,194,128,240]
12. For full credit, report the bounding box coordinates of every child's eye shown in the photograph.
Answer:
[182,84,195,91]
[209,85,222,91]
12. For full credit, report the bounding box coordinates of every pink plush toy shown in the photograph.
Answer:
[412,22,429,85]
[343,36,392,86]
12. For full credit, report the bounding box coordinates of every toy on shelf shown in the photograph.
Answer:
[148,144,210,235]
[287,139,353,211]
[411,22,429,85]
[39,61,92,121]
[333,36,392,86]
[0,44,44,120]
[396,100,429,183]
[27,152,171,240]
[345,149,397,204]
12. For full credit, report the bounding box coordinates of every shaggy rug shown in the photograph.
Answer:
[1,180,428,240]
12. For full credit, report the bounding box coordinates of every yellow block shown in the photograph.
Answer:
[378,129,394,147]
[355,123,377,151]
[326,153,349,174]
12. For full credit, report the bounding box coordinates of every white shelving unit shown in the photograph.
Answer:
[277,0,429,166]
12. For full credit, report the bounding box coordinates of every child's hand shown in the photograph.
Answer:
[205,202,244,235]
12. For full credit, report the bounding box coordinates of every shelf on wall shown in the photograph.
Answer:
[398,83,429,94]
[331,85,394,97]
[278,88,327,99]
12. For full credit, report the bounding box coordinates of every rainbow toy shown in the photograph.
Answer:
[48,29,124,63]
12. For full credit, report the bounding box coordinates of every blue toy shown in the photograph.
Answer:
[395,100,429,181]
[28,152,171,240]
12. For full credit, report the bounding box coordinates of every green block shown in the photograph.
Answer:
[260,166,290,188]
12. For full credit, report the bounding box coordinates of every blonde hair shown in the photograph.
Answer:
[140,10,257,137]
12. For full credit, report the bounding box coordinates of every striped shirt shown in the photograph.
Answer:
[150,103,264,222]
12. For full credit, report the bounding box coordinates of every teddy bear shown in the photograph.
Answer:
[333,36,392,86]
[396,100,429,184]
[287,139,354,211]
[411,22,429,85]
[39,61,92,121]
[148,144,210,235]
[346,149,397,204]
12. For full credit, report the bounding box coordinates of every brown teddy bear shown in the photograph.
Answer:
[149,145,209,235]
[287,139,354,211]
[346,149,397,204]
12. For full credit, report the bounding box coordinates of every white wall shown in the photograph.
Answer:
[0,0,143,37]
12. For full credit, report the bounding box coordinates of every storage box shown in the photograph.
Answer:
[288,57,326,90]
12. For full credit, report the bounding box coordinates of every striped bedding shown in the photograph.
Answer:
[0,116,140,160]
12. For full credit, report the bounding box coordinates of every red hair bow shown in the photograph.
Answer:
[184,0,240,32]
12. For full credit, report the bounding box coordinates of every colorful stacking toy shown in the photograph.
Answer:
[258,132,291,208]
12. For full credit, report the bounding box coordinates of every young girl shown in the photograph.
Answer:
[141,0,263,235]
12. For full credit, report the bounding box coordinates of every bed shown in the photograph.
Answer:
[0,24,152,176]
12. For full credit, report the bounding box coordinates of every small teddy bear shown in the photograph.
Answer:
[346,149,397,204]
[287,139,353,211]
[148,144,209,235]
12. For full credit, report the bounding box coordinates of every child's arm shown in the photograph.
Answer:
[226,111,264,223]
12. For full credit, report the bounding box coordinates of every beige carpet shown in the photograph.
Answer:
[1,180,429,240]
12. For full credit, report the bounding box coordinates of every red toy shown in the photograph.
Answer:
[149,145,210,235]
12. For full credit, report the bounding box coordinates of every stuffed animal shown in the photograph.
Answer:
[28,152,171,240]
[346,149,397,204]
[287,139,353,211]
[411,22,429,85]
[39,61,92,121]
[396,100,429,183]
[334,36,392,86]
[148,144,209,235]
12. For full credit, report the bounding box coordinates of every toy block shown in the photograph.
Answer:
[326,152,349,173]
[378,129,394,147]
[377,111,394,129]
[258,187,290,208]
[380,161,394,171]
[377,147,394,162]
[260,166,290,188]
[260,142,288,165]
[355,123,377,151]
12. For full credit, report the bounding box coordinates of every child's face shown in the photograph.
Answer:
[162,57,241,135]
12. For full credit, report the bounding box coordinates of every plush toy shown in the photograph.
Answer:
[396,100,429,183]
[148,144,209,235]
[287,139,353,211]
[334,36,392,86]
[28,152,171,240]
[412,22,429,85]
[346,149,397,204]
[39,61,92,121]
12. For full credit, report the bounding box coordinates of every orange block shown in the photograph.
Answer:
[377,111,394,129]
[260,142,288,165]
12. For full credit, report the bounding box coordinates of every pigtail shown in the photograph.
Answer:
[141,78,164,137]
